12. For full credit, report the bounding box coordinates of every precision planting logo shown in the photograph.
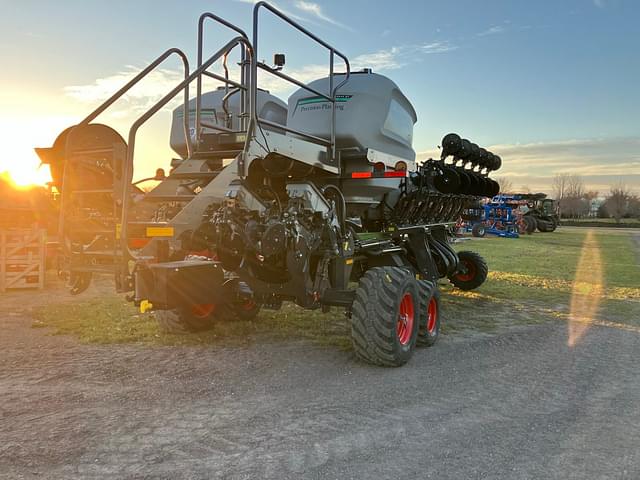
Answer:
[296,94,352,112]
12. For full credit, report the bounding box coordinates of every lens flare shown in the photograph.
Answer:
[568,230,603,347]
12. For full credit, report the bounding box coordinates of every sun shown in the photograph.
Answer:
[0,147,52,189]
[0,116,59,189]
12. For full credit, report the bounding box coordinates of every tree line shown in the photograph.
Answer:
[495,174,639,222]
[551,174,639,221]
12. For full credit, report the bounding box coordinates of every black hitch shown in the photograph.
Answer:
[135,260,225,310]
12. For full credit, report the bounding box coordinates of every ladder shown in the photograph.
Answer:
[53,5,350,294]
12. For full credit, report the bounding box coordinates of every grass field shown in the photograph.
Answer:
[32,229,640,347]
[564,218,639,224]
[561,218,640,228]
[445,229,640,334]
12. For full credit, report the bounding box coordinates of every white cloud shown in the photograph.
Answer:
[593,0,606,8]
[231,0,309,23]
[233,0,315,24]
[293,1,352,30]
[419,137,640,194]
[351,42,457,71]
[64,66,185,116]
[233,0,352,29]
[65,40,458,112]
[420,42,459,54]
[478,25,506,37]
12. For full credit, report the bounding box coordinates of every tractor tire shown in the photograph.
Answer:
[449,251,488,291]
[218,300,262,321]
[350,267,420,367]
[416,280,441,348]
[537,219,551,232]
[524,216,536,234]
[155,305,217,333]
[471,224,486,238]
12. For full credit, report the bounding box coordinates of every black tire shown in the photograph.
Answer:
[155,306,216,333]
[537,219,551,232]
[350,267,420,367]
[471,224,486,238]
[218,300,262,321]
[449,251,489,291]
[524,216,536,234]
[416,281,441,347]
[547,219,558,232]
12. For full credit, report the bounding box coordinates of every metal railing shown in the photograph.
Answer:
[77,48,192,158]
[252,1,351,164]
[195,13,252,144]
[119,36,254,260]
[58,3,353,275]
[58,48,192,248]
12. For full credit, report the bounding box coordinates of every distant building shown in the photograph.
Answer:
[589,198,605,217]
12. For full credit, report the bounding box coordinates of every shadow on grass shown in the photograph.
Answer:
[31,228,639,348]
[32,284,565,350]
[32,297,353,350]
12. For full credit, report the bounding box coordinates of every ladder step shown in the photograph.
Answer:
[77,250,122,257]
[70,266,118,274]
[73,229,115,235]
[72,189,114,194]
[143,195,196,202]
[70,147,115,155]
[169,171,222,179]
[126,221,186,228]
[190,149,242,160]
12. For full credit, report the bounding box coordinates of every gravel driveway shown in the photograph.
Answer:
[2,304,640,479]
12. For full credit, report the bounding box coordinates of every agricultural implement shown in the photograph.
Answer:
[465,194,559,237]
[35,2,505,366]
[517,193,560,232]
[465,195,523,238]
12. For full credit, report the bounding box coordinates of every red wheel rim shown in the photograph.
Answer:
[396,293,415,346]
[191,304,215,318]
[241,300,256,311]
[426,297,438,334]
[456,260,476,282]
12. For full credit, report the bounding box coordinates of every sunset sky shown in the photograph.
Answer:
[1,0,638,194]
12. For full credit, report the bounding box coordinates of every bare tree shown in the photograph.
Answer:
[584,191,599,201]
[604,182,633,223]
[495,176,513,194]
[628,195,640,218]
[566,175,585,198]
[552,173,569,202]
[552,174,586,218]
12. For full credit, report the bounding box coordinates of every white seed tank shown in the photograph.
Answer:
[287,70,417,162]
[288,70,418,217]
[170,87,287,158]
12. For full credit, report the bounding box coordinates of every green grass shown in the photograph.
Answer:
[566,217,639,224]
[32,296,351,348]
[32,229,640,346]
[561,218,640,228]
[445,229,640,332]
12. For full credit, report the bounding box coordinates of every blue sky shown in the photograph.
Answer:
[0,0,638,193]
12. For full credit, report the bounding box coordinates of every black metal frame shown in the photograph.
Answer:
[251,1,351,164]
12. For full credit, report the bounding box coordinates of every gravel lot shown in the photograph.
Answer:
[2,289,640,479]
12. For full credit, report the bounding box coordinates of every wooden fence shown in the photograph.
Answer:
[0,228,46,292]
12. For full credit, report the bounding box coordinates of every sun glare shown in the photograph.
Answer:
[568,230,603,347]
[0,156,51,188]
[0,152,52,188]
[0,116,63,189]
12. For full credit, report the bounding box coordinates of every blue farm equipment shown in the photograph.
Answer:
[464,195,529,238]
